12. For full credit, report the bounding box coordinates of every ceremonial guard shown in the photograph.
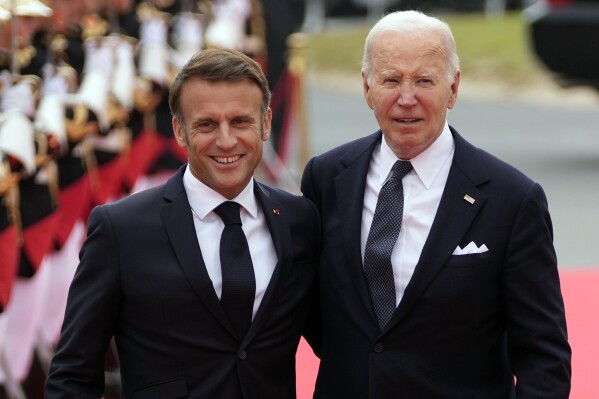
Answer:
[0,2,60,397]
[0,6,17,316]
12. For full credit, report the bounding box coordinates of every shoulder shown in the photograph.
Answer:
[311,131,380,166]
[257,182,315,212]
[470,145,537,196]
[256,182,321,253]
[256,183,318,224]
[90,184,165,222]
[452,132,552,226]
[453,128,537,193]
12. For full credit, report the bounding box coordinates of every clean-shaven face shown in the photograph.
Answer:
[363,30,460,160]
[172,77,271,199]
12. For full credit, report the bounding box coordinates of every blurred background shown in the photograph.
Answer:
[1,0,598,397]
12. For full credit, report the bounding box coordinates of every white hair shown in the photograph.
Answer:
[362,10,460,83]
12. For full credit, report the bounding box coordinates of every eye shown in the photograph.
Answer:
[194,120,216,133]
[232,117,252,127]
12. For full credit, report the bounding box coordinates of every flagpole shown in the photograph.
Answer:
[286,32,310,172]
[10,0,17,74]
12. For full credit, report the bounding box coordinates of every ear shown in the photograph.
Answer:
[447,70,461,110]
[172,117,187,147]
[362,71,374,110]
[262,107,272,142]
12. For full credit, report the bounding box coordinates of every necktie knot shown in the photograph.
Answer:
[214,201,242,226]
[391,160,413,181]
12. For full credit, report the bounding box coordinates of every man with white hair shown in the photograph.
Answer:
[301,10,571,398]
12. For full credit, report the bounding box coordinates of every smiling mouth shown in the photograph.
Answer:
[213,155,241,164]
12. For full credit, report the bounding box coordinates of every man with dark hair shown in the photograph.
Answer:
[45,48,320,399]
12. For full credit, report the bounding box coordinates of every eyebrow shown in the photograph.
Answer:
[379,70,437,79]
[380,70,398,79]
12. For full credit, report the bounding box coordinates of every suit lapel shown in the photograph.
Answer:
[335,132,382,325]
[387,129,489,330]
[160,167,236,337]
[242,182,291,345]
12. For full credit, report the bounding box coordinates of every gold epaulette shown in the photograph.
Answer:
[136,2,172,21]
[153,0,176,10]
[65,103,99,143]
[80,13,110,41]
[51,34,69,55]
[15,45,37,70]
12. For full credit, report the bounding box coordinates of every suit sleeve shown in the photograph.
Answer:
[45,205,122,398]
[300,157,318,206]
[300,157,322,357]
[503,182,571,398]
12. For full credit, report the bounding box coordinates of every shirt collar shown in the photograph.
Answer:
[183,165,258,220]
[379,121,455,189]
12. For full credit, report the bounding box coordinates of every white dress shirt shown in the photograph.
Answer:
[183,166,278,318]
[361,123,455,305]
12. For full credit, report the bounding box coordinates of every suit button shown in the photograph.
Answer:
[373,343,384,353]
[238,350,247,360]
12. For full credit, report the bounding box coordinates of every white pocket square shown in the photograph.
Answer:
[452,241,488,255]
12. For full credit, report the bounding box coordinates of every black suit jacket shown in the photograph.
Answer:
[45,166,320,399]
[301,127,571,399]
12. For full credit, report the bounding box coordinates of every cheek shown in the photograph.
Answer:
[368,95,386,115]
[188,135,213,153]
[420,95,446,114]
[378,91,400,110]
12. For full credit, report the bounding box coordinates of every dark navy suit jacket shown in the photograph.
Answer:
[46,166,320,399]
[301,127,571,399]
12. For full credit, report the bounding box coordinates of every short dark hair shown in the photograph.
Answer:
[169,48,271,125]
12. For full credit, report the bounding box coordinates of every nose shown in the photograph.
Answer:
[397,83,417,107]
[215,123,236,149]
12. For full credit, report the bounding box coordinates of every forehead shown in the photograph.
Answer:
[371,30,447,70]
[180,77,261,99]
[179,78,262,116]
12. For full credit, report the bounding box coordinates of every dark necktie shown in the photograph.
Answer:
[363,160,413,330]
[214,201,256,339]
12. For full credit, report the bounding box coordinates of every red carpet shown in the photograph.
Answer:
[560,268,599,399]
[296,338,319,399]
[296,268,599,399]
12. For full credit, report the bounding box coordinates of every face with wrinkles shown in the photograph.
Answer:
[172,77,271,199]
[363,30,460,160]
